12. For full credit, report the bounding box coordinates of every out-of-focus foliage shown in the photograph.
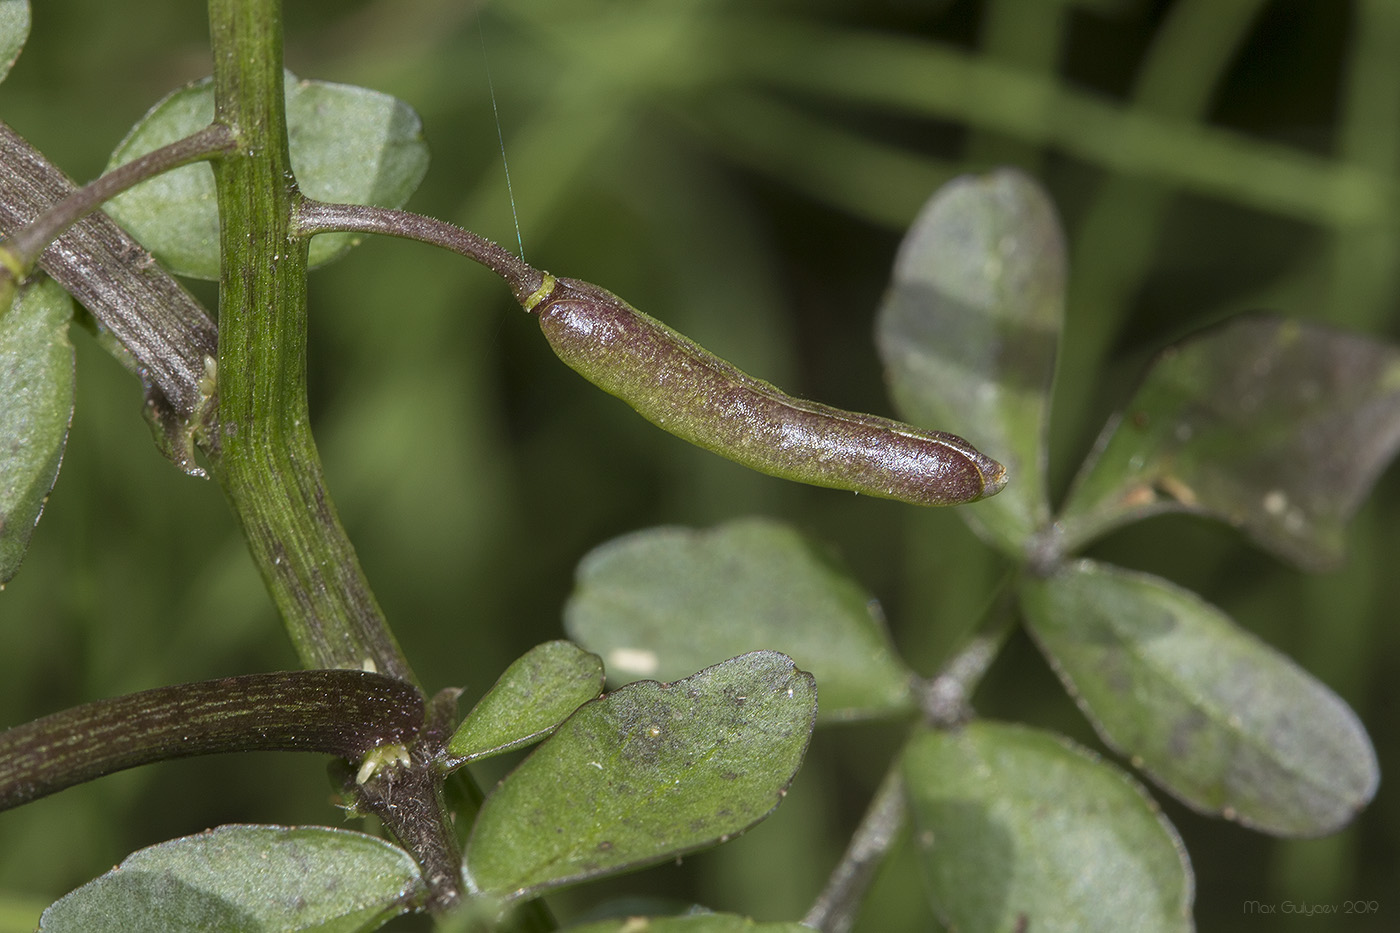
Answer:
[104,73,429,278]
[564,519,916,723]
[1,2,1397,930]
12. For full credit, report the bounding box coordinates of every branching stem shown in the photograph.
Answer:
[918,572,1018,726]
[205,0,416,684]
[0,124,234,277]
[805,575,1020,930]
[205,0,469,909]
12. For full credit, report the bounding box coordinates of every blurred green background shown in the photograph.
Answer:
[2,0,1397,930]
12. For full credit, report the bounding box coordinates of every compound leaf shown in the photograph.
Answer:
[1057,314,1400,570]
[105,73,428,278]
[465,651,815,900]
[38,825,421,933]
[1020,559,1378,836]
[1,277,73,583]
[564,519,915,723]
[877,168,1065,556]
[903,721,1192,933]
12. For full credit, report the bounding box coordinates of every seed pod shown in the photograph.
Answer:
[523,275,1007,506]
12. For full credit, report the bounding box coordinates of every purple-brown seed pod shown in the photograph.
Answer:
[525,275,1007,506]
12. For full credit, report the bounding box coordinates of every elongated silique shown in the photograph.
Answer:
[287,203,1005,506]
[525,275,1007,507]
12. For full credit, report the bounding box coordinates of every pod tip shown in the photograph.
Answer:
[979,458,1009,498]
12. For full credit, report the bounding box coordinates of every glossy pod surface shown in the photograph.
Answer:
[527,276,1007,506]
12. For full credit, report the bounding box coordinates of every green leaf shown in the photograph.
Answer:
[1020,559,1378,836]
[1056,314,1400,570]
[1,277,74,584]
[902,722,1193,933]
[568,916,811,933]
[563,519,915,723]
[283,78,430,266]
[876,168,1065,556]
[104,73,429,279]
[38,825,422,933]
[465,651,816,900]
[0,0,27,83]
[445,640,604,765]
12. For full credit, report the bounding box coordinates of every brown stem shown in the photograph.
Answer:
[0,670,423,812]
[291,198,545,306]
[0,121,219,473]
[2,124,235,272]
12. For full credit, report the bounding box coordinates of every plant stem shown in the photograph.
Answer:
[0,122,218,472]
[918,572,1018,726]
[804,574,1017,932]
[291,199,545,306]
[0,671,423,812]
[205,0,414,683]
[802,763,908,933]
[339,746,465,913]
[207,0,475,909]
[0,124,234,275]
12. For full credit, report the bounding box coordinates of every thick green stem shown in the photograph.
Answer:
[205,0,471,908]
[204,0,414,683]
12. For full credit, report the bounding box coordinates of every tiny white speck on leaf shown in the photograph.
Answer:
[607,647,660,676]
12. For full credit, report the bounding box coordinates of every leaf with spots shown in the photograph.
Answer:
[1020,559,1377,836]
[464,651,816,900]
[876,168,1065,556]
[444,640,604,766]
[1056,314,1400,570]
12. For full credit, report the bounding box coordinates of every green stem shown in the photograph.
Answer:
[206,0,473,908]
[205,0,414,683]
